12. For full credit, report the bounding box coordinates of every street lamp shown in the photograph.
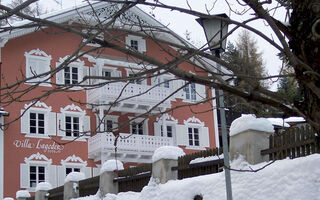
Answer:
[197,14,233,200]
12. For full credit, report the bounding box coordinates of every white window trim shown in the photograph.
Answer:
[55,55,87,90]
[126,68,147,85]
[58,104,89,141]
[21,102,53,139]
[155,114,178,140]
[184,82,197,102]
[125,35,146,53]
[184,117,206,150]
[61,155,87,174]
[21,152,52,191]
[24,49,52,87]
[153,72,174,89]
[128,117,148,135]
[103,115,119,132]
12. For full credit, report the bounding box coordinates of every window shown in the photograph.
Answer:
[105,119,113,132]
[66,167,80,176]
[128,73,143,84]
[56,56,88,87]
[21,102,56,138]
[65,116,80,137]
[24,49,52,87]
[131,121,144,135]
[30,166,45,188]
[188,127,200,146]
[64,66,79,84]
[58,104,90,141]
[103,70,111,77]
[161,125,172,137]
[125,35,146,53]
[185,83,196,101]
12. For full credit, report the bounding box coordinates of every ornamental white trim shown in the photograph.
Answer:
[61,155,87,166]
[24,101,52,111]
[24,152,52,164]
[59,55,85,66]
[156,114,178,123]
[184,116,204,127]
[24,48,52,59]
[60,104,86,114]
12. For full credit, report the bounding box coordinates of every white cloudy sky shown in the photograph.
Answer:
[2,0,286,90]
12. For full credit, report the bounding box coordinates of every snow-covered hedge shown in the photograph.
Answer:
[152,146,185,163]
[230,115,274,136]
[100,159,124,174]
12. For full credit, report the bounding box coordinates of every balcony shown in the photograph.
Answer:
[88,133,174,163]
[86,82,172,113]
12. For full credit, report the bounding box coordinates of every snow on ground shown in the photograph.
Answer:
[73,154,320,200]
[65,172,86,183]
[230,115,274,136]
[35,182,52,192]
[189,154,224,164]
[152,146,185,163]
[100,160,124,174]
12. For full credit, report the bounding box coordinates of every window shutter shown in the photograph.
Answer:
[139,38,146,52]
[200,127,210,148]
[47,112,57,136]
[82,115,91,137]
[83,167,92,178]
[26,59,37,78]
[125,36,131,47]
[57,166,65,186]
[176,124,188,146]
[57,113,65,137]
[154,122,161,136]
[196,84,206,101]
[174,80,185,99]
[92,166,101,177]
[48,165,57,188]
[20,110,29,134]
[55,65,64,85]
[20,163,29,188]
[111,70,121,78]
[81,66,89,85]
[89,67,96,85]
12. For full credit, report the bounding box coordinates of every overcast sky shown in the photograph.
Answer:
[2,0,286,90]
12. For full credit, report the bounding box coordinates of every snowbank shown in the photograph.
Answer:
[35,182,52,192]
[230,115,274,136]
[189,154,224,164]
[152,146,185,163]
[100,160,124,174]
[16,190,31,198]
[65,172,86,183]
[74,154,320,200]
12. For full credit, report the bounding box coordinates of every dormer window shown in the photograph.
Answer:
[125,35,146,53]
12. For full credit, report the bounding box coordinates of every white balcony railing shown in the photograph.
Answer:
[88,133,174,160]
[86,82,172,108]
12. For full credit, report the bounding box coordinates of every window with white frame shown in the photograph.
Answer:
[24,49,52,86]
[154,114,177,145]
[185,83,196,101]
[161,125,173,137]
[129,117,148,135]
[125,35,146,53]
[96,114,119,132]
[57,104,90,141]
[188,127,200,146]
[126,69,146,85]
[57,155,91,186]
[20,102,56,138]
[20,152,56,190]
[56,56,88,87]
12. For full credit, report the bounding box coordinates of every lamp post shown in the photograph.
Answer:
[197,14,233,200]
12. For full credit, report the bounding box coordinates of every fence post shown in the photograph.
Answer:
[151,146,185,184]
[16,190,31,200]
[35,182,52,200]
[63,172,85,200]
[99,160,123,198]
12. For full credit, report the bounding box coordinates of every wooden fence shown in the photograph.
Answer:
[261,125,320,160]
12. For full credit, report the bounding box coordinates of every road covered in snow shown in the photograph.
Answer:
[75,153,320,200]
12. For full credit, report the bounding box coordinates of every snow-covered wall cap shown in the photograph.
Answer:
[64,172,86,183]
[230,115,275,137]
[35,182,52,192]
[16,190,31,198]
[3,198,14,200]
[267,118,290,128]
[152,146,185,163]
[100,159,124,174]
